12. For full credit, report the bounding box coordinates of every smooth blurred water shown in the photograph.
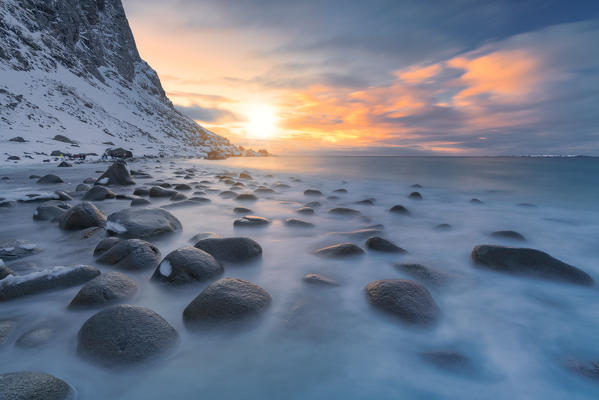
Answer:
[1,156,598,399]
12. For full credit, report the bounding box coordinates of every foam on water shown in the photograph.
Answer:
[0,156,598,399]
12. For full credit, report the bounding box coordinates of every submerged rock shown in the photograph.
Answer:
[106,208,182,239]
[194,237,262,263]
[183,278,271,326]
[0,265,100,301]
[95,160,135,186]
[296,207,314,215]
[78,305,178,367]
[471,245,593,286]
[0,371,72,400]
[314,243,364,258]
[95,239,161,271]
[408,192,423,200]
[233,215,270,227]
[152,246,223,285]
[149,186,177,198]
[328,207,360,216]
[69,272,138,308]
[0,239,41,261]
[394,263,449,287]
[389,205,410,215]
[284,218,315,228]
[82,185,116,201]
[365,279,440,325]
[234,193,258,202]
[75,183,90,192]
[304,189,323,197]
[234,207,252,214]
[303,273,338,286]
[16,326,58,348]
[36,174,63,184]
[421,351,471,372]
[59,202,106,230]
[490,230,526,241]
[365,236,406,253]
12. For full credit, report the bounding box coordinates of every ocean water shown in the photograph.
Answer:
[1,156,599,399]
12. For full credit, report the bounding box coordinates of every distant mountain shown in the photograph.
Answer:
[0,0,243,160]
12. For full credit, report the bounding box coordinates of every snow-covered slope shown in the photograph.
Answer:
[0,0,241,162]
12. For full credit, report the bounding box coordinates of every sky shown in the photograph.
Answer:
[123,0,599,155]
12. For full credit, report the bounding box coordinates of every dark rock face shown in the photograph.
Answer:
[174,184,192,191]
[59,202,106,230]
[95,238,161,271]
[0,265,100,301]
[183,278,271,325]
[82,185,116,201]
[490,230,526,241]
[365,279,440,325]
[365,236,406,253]
[36,174,63,184]
[233,215,270,227]
[389,205,410,215]
[78,305,178,367]
[149,186,177,198]
[106,208,182,239]
[0,371,72,400]
[194,237,262,263]
[314,243,364,258]
[394,263,449,287]
[471,245,593,286]
[284,218,315,228]
[69,272,138,308]
[152,246,223,285]
[328,207,360,216]
[304,189,323,196]
[96,161,135,186]
[0,239,41,260]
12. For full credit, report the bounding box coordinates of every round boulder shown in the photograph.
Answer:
[106,208,182,239]
[149,186,177,198]
[365,236,406,253]
[95,239,161,271]
[36,174,63,184]
[95,160,135,186]
[82,185,116,201]
[69,272,138,308]
[152,246,223,285]
[0,371,72,400]
[59,202,106,230]
[233,215,270,227]
[194,237,262,263]
[77,304,178,366]
[314,243,364,258]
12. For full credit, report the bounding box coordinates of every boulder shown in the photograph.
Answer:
[69,272,138,308]
[284,218,314,228]
[314,243,364,258]
[133,188,150,196]
[304,189,322,196]
[33,205,66,221]
[0,265,100,301]
[9,136,26,142]
[53,134,75,144]
[0,371,72,400]
[95,160,135,185]
[95,239,161,271]
[234,193,258,202]
[59,202,106,230]
[303,273,337,286]
[471,245,593,286]
[194,237,262,263]
[183,278,271,325]
[328,207,360,216]
[408,192,423,200]
[82,186,116,201]
[233,215,270,227]
[0,239,41,260]
[490,230,526,241]
[365,236,406,253]
[131,198,151,206]
[16,326,57,348]
[394,263,449,287]
[149,186,177,198]
[174,184,192,191]
[239,173,253,180]
[75,183,90,192]
[365,279,439,325]
[106,208,182,239]
[389,205,410,215]
[152,246,223,285]
[296,207,314,215]
[218,190,237,199]
[234,207,252,214]
[77,305,178,366]
[36,174,63,184]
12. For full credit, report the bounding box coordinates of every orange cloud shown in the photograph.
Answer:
[396,64,442,83]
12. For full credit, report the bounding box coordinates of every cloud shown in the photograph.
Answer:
[176,104,242,123]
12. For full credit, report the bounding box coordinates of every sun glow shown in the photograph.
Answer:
[246,104,277,139]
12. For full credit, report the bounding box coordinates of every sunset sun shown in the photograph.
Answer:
[246,104,277,139]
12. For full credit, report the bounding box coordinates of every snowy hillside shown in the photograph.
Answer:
[0,0,243,162]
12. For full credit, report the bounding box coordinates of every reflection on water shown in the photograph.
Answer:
[0,156,598,399]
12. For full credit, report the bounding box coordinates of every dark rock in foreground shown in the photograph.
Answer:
[183,278,271,326]
[78,304,178,367]
[95,238,161,271]
[314,243,364,258]
[106,208,182,239]
[96,160,135,186]
[69,272,138,308]
[194,237,262,263]
[152,246,223,285]
[59,202,106,230]
[471,245,593,286]
[365,279,439,325]
[365,236,406,253]
[0,265,100,301]
[0,371,72,400]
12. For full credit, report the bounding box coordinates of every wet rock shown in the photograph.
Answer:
[93,237,121,256]
[189,232,220,243]
[95,160,135,186]
[365,236,406,253]
[183,278,271,326]
[408,192,423,200]
[296,207,314,215]
[33,205,66,221]
[354,199,374,205]
[328,228,381,240]
[365,279,439,325]
[254,186,275,194]
[234,207,252,214]
[411,184,422,188]
[239,172,253,180]
[491,230,526,241]
[174,184,192,191]
[273,183,290,189]
[394,263,448,287]
[106,208,182,239]
[471,245,593,286]
[0,239,40,262]
[131,198,151,206]
[133,188,149,196]
[69,272,138,308]
[328,207,360,216]
[315,243,364,258]
[218,190,237,199]
[16,326,58,348]
[421,351,471,371]
[149,186,177,198]
[75,183,90,192]
[36,174,63,184]
[59,202,106,230]
[194,237,262,263]
[304,189,322,197]
[284,218,314,228]
[77,305,178,366]
[152,246,223,285]
[0,265,100,301]
[83,177,96,184]
[234,215,270,227]
[0,371,72,400]
[333,188,348,193]
[7,155,20,161]
[235,193,258,201]
[470,198,484,205]
[82,185,116,201]
[303,273,337,286]
[389,205,410,215]
[170,192,187,201]
[95,239,161,271]
[304,201,321,208]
